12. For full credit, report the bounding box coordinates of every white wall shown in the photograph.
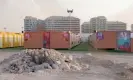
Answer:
[80,33,93,42]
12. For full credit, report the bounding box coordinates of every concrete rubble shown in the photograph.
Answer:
[0,48,133,80]
[0,48,89,74]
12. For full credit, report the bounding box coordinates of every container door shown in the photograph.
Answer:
[10,35,13,47]
[17,34,19,46]
[14,35,17,47]
[117,31,131,52]
[0,34,3,48]
[4,34,8,48]
[21,35,24,46]
[62,31,70,48]
[19,35,21,46]
[43,32,50,49]
[8,35,11,47]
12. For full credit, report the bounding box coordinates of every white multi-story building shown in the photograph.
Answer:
[37,19,45,25]
[81,22,93,33]
[131,24,133,32]
[107,21,127,31]
[44,16,80,34]
[24,16,38,31]
[90,16,107,32]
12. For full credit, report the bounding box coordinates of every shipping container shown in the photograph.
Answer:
[50,31,70,49]
[8,32,14,47]
[24,32,44,49]
[24,31,80,49]
[0,32,24,48]
[13,33,18,47]
[116,31,131,52]
[89,31,131,52]
[0,32,4,48]
[20,33,24,46]
[16,33,22,46]
[43,31,50,48]
[3,32,9,48]
[131,38,133,52]
[22,33,24,46]
[49,31,80,49]
[130,33,133,52]
[16,33,19,47]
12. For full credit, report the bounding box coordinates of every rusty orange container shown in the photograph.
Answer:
[89,30,131,51]
[97,31,116,49]
[89,31,117,49]
[24,31,80,49]
[24,31,44,49]
[50,31,70,49]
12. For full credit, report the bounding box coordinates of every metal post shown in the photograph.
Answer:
[67,9,73,32]
[67,9,73,49]
[69,13,71,32]
[21,27,24,33]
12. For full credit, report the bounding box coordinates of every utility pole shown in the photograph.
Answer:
[4,27,6,32]
[67,9,73,32]
[67,9,73,49]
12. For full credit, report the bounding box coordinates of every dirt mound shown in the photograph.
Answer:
[0,49,133,80]
[0,49,89,74]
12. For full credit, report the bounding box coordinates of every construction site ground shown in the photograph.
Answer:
[0,42,133,80]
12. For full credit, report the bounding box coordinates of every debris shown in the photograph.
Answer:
[0,48,89,73]
[0,48,132,80]
[129,67,133,73]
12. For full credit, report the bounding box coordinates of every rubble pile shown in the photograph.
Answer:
[129,67,133,72]
[0,48,89,74]
[0,48,132,80]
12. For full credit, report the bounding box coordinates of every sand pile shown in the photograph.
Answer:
[0,48,89,74]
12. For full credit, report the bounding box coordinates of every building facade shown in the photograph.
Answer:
[24,16,38,31]
[81,22,93,33]
[107,21,127,31]
[37,19,45,25]
[24,16,45,32]
[44,16,80,34]
[131,24,133,32]
[90,16,107,32]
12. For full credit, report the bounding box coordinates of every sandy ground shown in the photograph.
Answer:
[0,50,133,80]
[60,51,133,66]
